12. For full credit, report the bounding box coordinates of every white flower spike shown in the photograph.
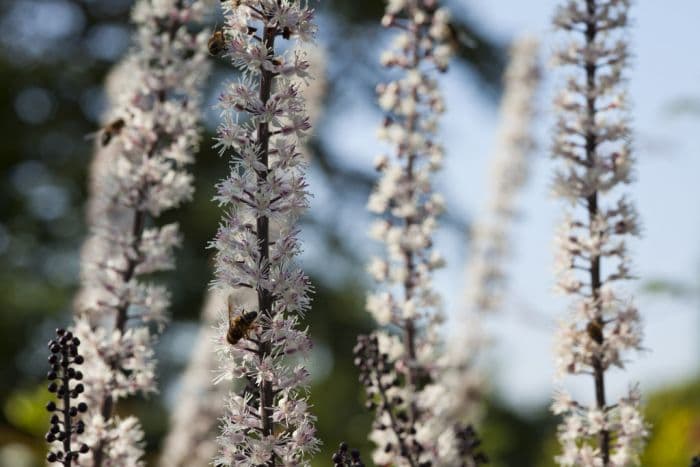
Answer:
[209,1,320,465]
[550,1,648,465]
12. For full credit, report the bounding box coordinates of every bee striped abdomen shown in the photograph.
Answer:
[226,311,258,346]
[100,118,126,147]
[208,30,226,56]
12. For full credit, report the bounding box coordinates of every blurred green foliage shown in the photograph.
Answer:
[4,386,48,439]
[644,279,698,299]
[643,379,700,466]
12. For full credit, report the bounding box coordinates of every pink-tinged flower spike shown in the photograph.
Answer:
[360,1,462,465]
[160,45,325,467]
[71,1,210,465]
[434,36,542,435]
[550,1,648,465]
[208,1,320,465]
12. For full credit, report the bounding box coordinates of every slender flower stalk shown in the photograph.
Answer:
[463,36,541,313]
[437,36,542,430]
[71,1,209,465]
[208,1,319,465]
[550,1,648,465]
[160,43,325,467]
[45,328,90,466]
[361,1,456,465]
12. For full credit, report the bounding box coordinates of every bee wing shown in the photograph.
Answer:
[227,293,236,322]
[448,23,477,50]
[83,131,100,141]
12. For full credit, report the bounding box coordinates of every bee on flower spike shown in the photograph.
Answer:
[208,30,226,56]
[226,293,258,346]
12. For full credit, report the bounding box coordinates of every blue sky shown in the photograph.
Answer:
[324,0,700,409]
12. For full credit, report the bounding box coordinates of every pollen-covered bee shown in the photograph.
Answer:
[226,294,258,346]
[100,118,125,147]
[208,30,226,56]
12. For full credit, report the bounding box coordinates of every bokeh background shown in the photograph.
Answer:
[1,0,698,465]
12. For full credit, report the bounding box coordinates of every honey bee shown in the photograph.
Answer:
[586,319,604,344]
[208,30,226,56]
[100,118,125,147]
[226,294,258,346]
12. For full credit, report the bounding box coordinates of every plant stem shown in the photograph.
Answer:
[584,0,610,463]
[375,368,417,467]
[62,351,72,467]
[402,17,422,430]
[93,207,146,467]
[256,23,276,467]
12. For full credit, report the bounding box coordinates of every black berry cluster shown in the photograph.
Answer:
[354,334,395,411]
[355,334,489,467]
[332,442,365,467]
[45,328,89,466]
[353,334,426,465]
[691,455,700,467]
[454,424,488,467]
